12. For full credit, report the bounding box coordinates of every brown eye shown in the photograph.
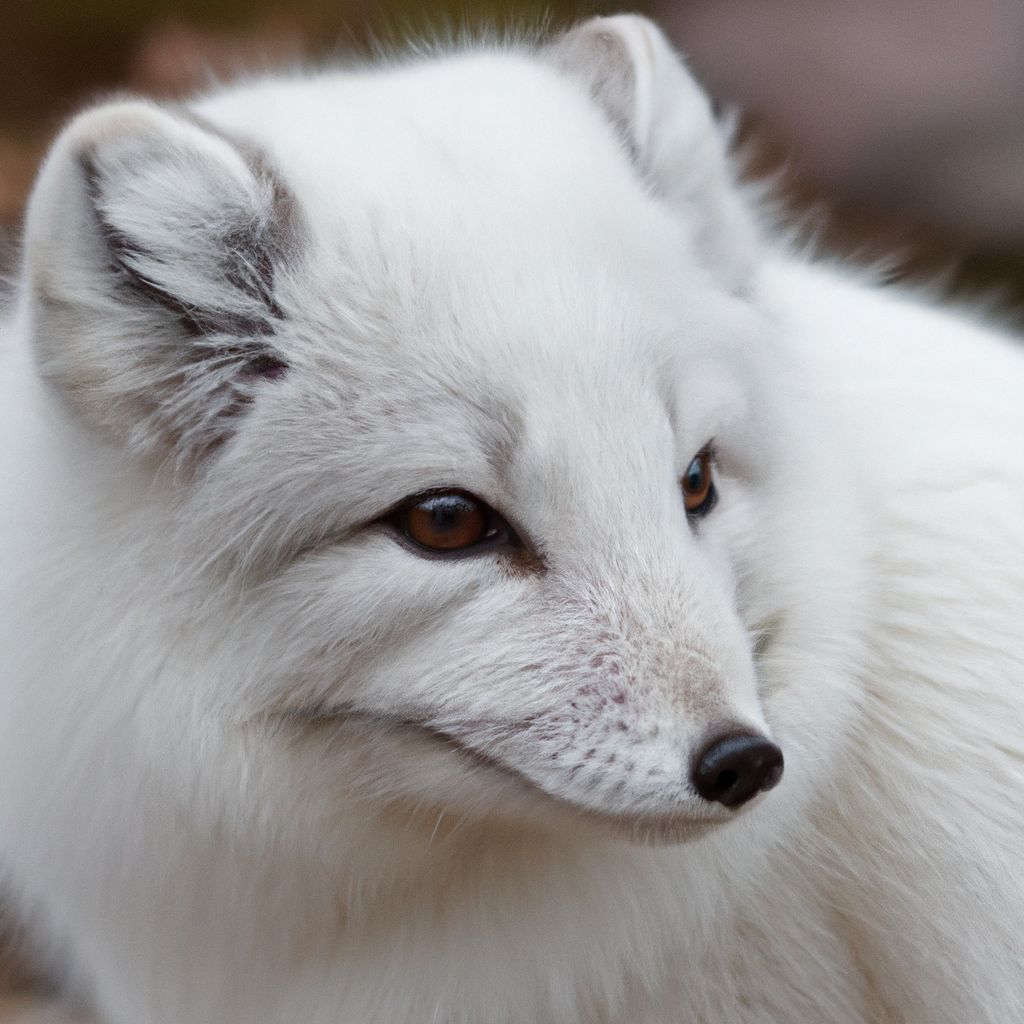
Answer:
[398,491,499,553]
[682,448,716,517]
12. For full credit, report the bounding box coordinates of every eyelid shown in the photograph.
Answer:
[388,486,481,515]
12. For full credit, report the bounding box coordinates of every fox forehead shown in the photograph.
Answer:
[193,53,727,339]
[197,53,652,229]
[232,250,758,512]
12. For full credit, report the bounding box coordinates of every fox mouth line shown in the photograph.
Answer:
[282,704,520,775]
[278,704,733,842]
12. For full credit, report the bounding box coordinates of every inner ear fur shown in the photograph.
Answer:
[24,99,298,466]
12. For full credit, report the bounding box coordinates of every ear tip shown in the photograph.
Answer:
[28,98,255,237]
[573,12,658,30]
[23,94,261,303]
[569,13,669,54]
[52,98,170,161]
[23,98,158,249]
[551,15,684,106]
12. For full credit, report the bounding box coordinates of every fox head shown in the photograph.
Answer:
[20,16,865,859]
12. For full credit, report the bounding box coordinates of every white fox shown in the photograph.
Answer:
[0,14,1022,1024]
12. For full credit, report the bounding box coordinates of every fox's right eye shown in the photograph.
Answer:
[392,490,511,555]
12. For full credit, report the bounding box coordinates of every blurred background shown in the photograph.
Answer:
[3,0,1024,296]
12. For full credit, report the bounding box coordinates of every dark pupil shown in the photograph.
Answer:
[685,458,704,491]
[422,495,474,532]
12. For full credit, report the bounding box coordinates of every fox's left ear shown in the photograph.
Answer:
[548,15,759,292]
[23,100,300,466]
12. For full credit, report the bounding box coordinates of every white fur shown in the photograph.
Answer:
[0,15,1021,1023]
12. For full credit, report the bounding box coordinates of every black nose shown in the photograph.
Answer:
[692,733,784,808]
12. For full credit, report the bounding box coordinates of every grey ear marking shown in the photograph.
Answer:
[24,100,302,464]
[81,145,284,340]
[547,15,760,292]
[76,107,294,339]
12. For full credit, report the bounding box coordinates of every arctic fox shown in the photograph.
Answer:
[0,14,1022,1024]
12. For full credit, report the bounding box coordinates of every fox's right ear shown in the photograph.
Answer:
[23,100,300,466]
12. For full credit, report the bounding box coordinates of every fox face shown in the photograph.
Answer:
[20,16,863,856]
[203,228,779,843]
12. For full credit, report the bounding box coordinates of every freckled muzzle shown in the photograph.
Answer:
[691,734,784,808]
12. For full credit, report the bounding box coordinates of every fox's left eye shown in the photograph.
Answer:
[393,490,510,554]
[682,447,717,518]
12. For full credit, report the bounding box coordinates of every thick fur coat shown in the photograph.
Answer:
[0,15,1022,1024]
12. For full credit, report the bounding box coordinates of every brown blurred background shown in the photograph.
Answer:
[4,0,1024,310]
[4,0,1024,308]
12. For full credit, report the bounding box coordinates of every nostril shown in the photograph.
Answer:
[692,733,784,808]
